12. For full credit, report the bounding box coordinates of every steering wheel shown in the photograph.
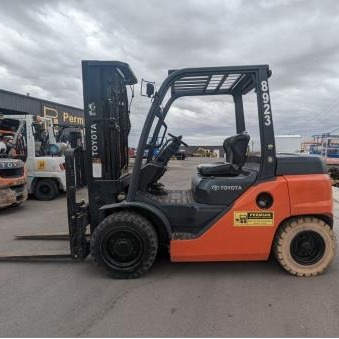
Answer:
[153,133,188,165]
[167,133,189,147]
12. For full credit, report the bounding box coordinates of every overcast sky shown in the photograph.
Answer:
[1,0,339,146]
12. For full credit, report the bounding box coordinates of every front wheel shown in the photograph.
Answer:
[90,211,158,279]
[274,217,336,276]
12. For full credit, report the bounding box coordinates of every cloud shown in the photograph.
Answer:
[1,0,339,146]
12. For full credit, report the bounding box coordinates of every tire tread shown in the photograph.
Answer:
[90,211,158,279]
[274,217,336,277]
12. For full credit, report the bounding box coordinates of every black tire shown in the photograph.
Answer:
[33,179,59,201]
[274,217,336,276]
[90,211,158,279]
[11,202,24,207]
[328,167,339,180]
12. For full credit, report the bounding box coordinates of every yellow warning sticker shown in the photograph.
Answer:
[37,160,46,170]
[234,211,274,227]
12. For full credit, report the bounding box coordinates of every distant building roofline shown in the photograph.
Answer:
[0,88,83,112]
[275,135,301,138]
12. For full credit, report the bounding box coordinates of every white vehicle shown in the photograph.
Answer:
[1,114,68,200]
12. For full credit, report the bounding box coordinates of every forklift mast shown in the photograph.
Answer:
[82,61,137,229]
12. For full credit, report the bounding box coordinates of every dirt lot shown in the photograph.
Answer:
[0,157,338,337]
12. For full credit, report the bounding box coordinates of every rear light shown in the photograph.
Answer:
[59,163,65,171]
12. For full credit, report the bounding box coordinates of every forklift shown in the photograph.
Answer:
[0,114,70,200]
[0,61,336,278]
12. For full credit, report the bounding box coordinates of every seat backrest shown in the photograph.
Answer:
[223,133,250,168]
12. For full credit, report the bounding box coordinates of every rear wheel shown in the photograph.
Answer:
[34,179,59,201]
[90,211,158,279]
[274,217,336,276]
[11,202,24,207]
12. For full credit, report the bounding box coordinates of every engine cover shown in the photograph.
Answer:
[191,170,257,205]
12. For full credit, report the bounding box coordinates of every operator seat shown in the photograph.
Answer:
[197,133,250,176]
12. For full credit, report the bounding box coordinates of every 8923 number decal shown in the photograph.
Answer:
[261,81,271,126]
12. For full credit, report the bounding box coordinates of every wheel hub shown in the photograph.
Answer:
[113,239,134,257]
[41,185,51,194]
[290,230,326,266]
[101,227,145,269]
[301,241,311,251]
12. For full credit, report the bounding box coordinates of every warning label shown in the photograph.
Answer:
[234,211,274,227]
[36,160,46,170]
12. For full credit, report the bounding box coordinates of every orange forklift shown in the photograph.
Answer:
[1,61,336,278]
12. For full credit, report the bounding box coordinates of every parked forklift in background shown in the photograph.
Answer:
[0,117,28,208]
[0,114,85,200]
[0,61,336,278]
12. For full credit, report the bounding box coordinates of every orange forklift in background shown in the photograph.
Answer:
[1,61,336,278]
[0,119,28,208]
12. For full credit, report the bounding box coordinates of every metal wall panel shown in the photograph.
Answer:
[0,89,84,125]
[0,89,41,114]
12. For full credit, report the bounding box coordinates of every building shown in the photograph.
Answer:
[182,134,302,158]
[181,145,225,158]
[0,88,84,125]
